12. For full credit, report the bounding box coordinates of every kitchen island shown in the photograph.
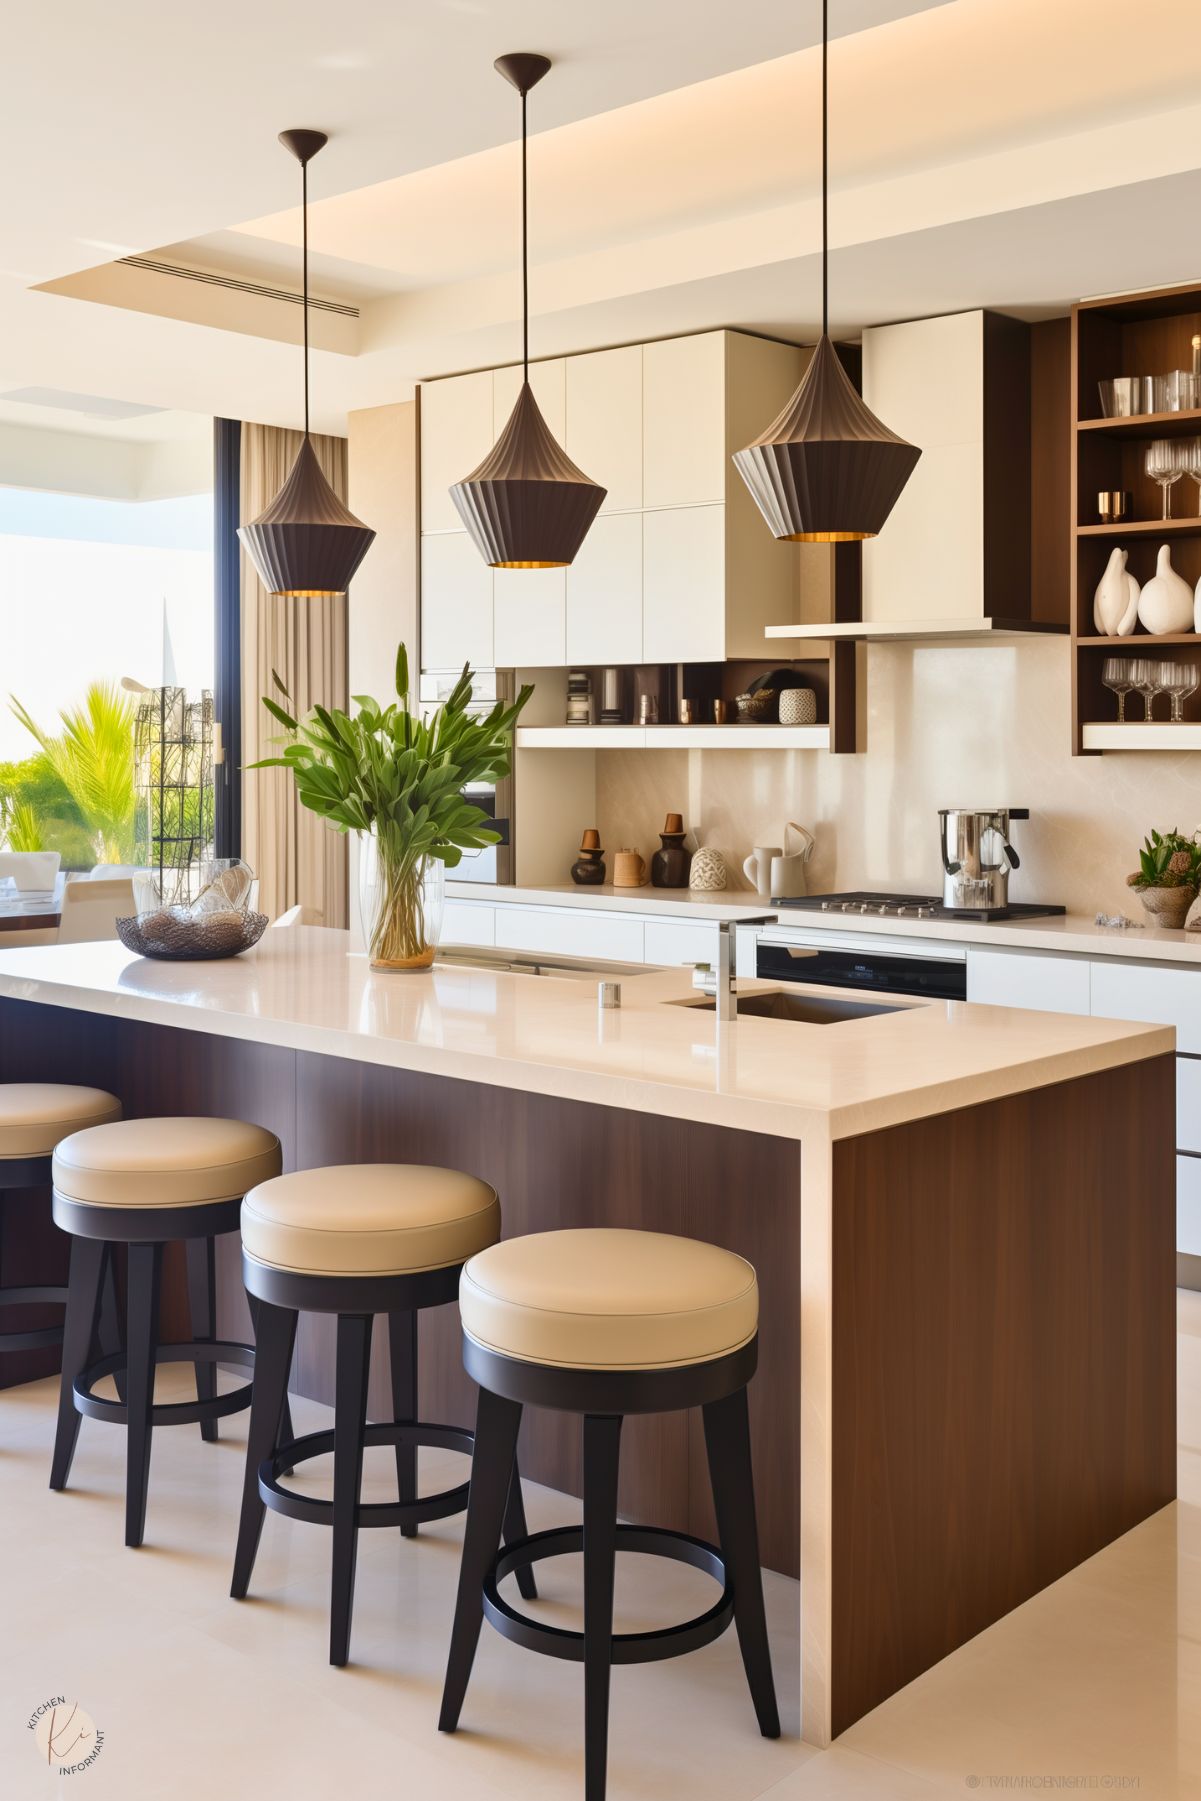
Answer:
[0,927,1176,1746]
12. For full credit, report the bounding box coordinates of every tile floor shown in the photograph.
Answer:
[2,1292,1199,1800]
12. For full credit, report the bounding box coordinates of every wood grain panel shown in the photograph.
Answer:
[828,1054,1176,1736]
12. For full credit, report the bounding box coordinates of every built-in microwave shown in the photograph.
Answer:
[755,926,967,1001]
[418,669,514,885]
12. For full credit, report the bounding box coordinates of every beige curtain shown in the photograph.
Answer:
[240,424,349,926]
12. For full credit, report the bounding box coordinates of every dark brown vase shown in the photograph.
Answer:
[571,848,606,886]
[652,814,692,888]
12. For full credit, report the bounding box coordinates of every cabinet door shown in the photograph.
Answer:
[565,345,642,512]
[492,905,645,962]
[443,900,496,948]
[565,512,642,665]
[494,358,566,439]
[420,532,492,671]
[1177,1154,1201,1256]
[1177,1056,1201,1153]
[420,371,495,534]
[494,565,566,667]
[643,919,719,969]
[1090,960,1201,1053]
[643,333,727,508]
[642,505,725,663]
[965,949,1090,1014]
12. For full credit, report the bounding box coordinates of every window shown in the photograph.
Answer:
[0,487,213,871]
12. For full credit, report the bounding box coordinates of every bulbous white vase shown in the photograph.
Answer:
[1092,546,1139,636]
[1138,544,1194,635]
[1194,571,1201,634]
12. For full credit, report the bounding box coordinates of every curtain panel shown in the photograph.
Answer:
[239,423,349,926]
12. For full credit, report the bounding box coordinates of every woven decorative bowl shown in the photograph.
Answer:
[734,688,777,724]
[116,910,269,960]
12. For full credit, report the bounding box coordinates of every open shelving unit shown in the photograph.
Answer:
[1071,280,1201,753]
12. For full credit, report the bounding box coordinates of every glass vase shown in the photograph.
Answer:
[357,831,445,971]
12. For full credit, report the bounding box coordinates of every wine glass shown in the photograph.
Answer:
[1163,661,1200,723]
[1132,657,1161,720]
[1145,440,1183,519]
[1182,437,1201,518]
[1102,657,1135,723]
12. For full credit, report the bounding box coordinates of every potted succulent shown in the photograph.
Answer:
[1126,827,1201,930]
[253,645,531,969]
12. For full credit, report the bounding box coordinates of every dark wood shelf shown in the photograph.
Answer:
[1076,517,1201,537]
[1077,633,1201,646]
[1076,408,1201,441]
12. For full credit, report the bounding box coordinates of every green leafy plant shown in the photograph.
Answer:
[1127,827,1201,892]
[10,684,137,865]
[251,644,532,965]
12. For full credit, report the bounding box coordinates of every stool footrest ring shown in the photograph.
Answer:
[484,1524,733,1665]
[0,1284,68,1352]
[260,1421,474,1529]
[74,1342,256,1426]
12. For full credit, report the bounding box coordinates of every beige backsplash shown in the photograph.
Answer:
[596,637,1201,916]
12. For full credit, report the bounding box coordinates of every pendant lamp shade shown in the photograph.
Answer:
[450,380,604,567]
[452,53,605,569]
[238,127,375,598]
[733,0,919,542]
[732,334,920,542]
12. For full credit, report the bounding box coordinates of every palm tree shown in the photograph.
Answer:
[10,684,137,865]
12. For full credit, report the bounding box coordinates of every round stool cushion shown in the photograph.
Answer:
[241,1164,500,1277]
[0,1084,121,1160]
[460,1229,758,1371]
[53,1116,281,1207]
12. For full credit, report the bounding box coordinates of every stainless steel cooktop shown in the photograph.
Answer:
[775,890,1066,924]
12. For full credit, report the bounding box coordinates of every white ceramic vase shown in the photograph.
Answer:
[1194,571,1201,634]
[1137,544,1194,635]
[1092,546,1139,636]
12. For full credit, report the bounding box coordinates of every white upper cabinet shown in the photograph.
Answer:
[421,532,492,671]
[494,359,565,438]
[565,346,642,512]
[420,370,494,534]
[643,505,725,663]
[642,333,727,508]
[494,565,565,667]
[566,512,643,665]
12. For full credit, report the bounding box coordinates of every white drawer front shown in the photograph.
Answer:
[1090,960,1195,1052]
[643,919,719,970]
[493,906,645,964]
[1176,1057,1201,1154]
[966,949,1090,1015]
[1178,1155,1201,1256]
[442,900,496,948]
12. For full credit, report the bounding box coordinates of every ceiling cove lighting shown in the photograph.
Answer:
[450,53,606,569]
[239,129,375,598]
[732,1,920,543]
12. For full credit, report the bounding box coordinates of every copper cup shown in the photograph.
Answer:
[713,699,728,724]
[679,699,694,725]
[1097,490,1132,523]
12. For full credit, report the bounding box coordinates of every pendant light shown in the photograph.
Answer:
[733,2,920,542]
[239,129,376,597]
[450,54,606,569]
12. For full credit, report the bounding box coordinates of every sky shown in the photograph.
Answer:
[0,489,213,763]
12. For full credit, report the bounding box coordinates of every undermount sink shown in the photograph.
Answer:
[680,989,912,1026]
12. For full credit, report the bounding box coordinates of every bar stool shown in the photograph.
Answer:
[439,1227,780,1801]
[231,1163,535,1667]
[0,1084,123,1363]
[49,1115,283,1547]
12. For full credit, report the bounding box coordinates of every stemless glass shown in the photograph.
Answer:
[1132,658,1161,721]
[1102,657,1135,723]
[1163,661,1200,723]
[1145,440,1183,519]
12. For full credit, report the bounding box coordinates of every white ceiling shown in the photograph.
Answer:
[2,0,1199,447]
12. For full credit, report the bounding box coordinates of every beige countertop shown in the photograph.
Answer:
[446,881,772,922]
[0,927,1170,1143]
[762,903,1201,963]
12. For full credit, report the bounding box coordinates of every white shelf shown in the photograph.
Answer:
[1081,722,1201,751]
[514,724,829,750]
[764,618,1067,643]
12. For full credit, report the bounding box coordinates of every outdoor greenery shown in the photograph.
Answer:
[1127,827,1201,893]
[0,683,138,868]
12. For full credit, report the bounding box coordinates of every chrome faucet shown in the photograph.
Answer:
[688,921,737,1021]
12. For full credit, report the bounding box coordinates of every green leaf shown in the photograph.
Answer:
[262,696,299,732]
[395,642,409,702]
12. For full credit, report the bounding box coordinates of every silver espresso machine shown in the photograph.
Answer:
[938,807,1028,911]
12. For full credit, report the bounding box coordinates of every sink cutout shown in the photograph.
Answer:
[677,990,913,1025]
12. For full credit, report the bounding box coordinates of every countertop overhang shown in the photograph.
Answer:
[0,928,1171,1143]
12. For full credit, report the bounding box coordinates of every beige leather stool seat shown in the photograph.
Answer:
[53,1116,281,1207]
[0,1084,121,1160]
[241,1164,500,1277]
[460,1228,758,1371]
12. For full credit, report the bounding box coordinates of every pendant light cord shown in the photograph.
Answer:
[521,88,529,383]
[302,157,310,437]
[822,0,828,339]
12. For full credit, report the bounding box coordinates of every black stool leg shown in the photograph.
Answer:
[248,1293,294,1469]
[329,1311,372,1667]
[124,1241,163,1549]
[185,1236,218,1443]
[95,1248,126,1403]
[702,1387,780,1739]
[49,1236,106,1491]
[386,1308,418,1538]
[582,1413,622,1801]
[231,1300,298,1599]
[439,1385,524,1732]
[503,1457,539,1602]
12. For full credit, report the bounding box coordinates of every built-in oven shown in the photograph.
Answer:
[755,926,967,1002]
[419,669,514,885]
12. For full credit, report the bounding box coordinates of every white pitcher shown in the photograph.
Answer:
[742,845,783,901]
[770,823,815,899]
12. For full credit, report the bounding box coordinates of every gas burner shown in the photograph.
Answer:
[779,890,1066,924]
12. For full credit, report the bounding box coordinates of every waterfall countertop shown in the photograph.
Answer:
[0,926,1170,1142]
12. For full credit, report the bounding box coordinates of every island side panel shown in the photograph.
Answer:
[294,1049,802,1576]
[827,1051,1177,1738]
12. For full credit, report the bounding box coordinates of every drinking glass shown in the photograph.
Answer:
[1182,437,1201,517]
[1132,658,1161,720]
[1146,440,1183,518]
[1102,657,1135,723]
[1163,661,1200,723]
